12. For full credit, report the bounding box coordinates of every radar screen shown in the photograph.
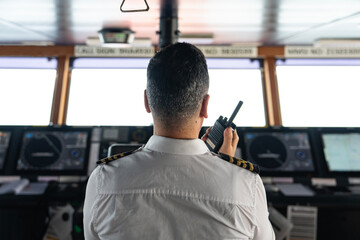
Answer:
[322,133,360,172]
[0,131,11,170]
[244,132,314,172]
[17,130,89,172]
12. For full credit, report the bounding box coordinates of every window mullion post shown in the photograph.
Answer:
[263,57,282,126]
[50,56,71,125]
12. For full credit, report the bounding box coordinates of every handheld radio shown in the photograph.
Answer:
[205,101,243,152]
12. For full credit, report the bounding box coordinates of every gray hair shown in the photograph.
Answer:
[146,43,209,123]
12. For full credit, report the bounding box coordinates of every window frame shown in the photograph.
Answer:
[64,57,267,127]
[276,58,360,127]
[0,57,58,126]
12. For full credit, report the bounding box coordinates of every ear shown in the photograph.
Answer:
[144,90,151,113]
[200,94,210,118]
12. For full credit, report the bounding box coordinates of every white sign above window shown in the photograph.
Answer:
[197,46,258,58]
[74,46,155,57]
[285,46,360,58]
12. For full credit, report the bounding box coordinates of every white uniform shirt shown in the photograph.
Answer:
[84,135,275,240]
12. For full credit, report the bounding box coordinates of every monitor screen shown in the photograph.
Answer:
[17,130,90,173]
[322,133,360,172]
[244,132,314,172]
[0,131,11,170]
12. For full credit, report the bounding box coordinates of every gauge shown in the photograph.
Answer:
[23,133,63,168]
[249,135,287,169]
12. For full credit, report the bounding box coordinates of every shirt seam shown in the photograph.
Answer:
[97,188,254,207]
[250,175,258,238]
[252,174,257,208]
[93,165,103,235]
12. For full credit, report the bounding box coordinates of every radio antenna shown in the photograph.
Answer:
[227,101,243,127]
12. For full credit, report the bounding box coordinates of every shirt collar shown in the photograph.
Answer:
[144,135,210,155]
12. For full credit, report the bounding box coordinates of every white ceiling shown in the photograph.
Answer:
[0,0,360,46]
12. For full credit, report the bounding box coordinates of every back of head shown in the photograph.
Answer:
[146,42,209,125]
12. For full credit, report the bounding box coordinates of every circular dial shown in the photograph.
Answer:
[24,133,63,168]
[249,135,287,169]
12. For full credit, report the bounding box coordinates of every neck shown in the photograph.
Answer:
[153,117,203,139]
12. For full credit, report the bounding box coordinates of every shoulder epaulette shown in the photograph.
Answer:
[96,146,143,165]
[215,152,260,174]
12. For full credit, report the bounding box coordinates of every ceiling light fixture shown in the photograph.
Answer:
[86,36,152,48]
[178,33,214,45]
[98,28,135,47]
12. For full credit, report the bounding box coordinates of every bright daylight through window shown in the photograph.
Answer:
[0,58,57,125]
[67,58,266,127]
[276,59,360,127]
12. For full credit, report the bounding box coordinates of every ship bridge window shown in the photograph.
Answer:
[66,58,152,126]
[0,57,57,125]
[66,58,266,127]
[205,58,265,127]
[276,59,360,127]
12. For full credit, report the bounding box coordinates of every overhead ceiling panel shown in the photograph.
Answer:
[0,0,359,46]
[276,0,360,45]
[280,13,360,45]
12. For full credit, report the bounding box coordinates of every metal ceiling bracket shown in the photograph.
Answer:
[158,0,179,48]
[120,0,150,13]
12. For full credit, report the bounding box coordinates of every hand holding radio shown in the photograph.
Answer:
[203,101,243,156]
[202,126,239,157]
[219,127,239,156]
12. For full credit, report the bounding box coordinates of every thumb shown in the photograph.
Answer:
[222,127,233,146]
[220,127,238,156]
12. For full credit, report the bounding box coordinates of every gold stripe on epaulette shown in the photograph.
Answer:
[249,163,254,171]
[240,160,247,168]
[216,152,259,174]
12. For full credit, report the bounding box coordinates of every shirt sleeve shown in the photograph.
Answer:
[253,175,275,240]
[83,166,100,240]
